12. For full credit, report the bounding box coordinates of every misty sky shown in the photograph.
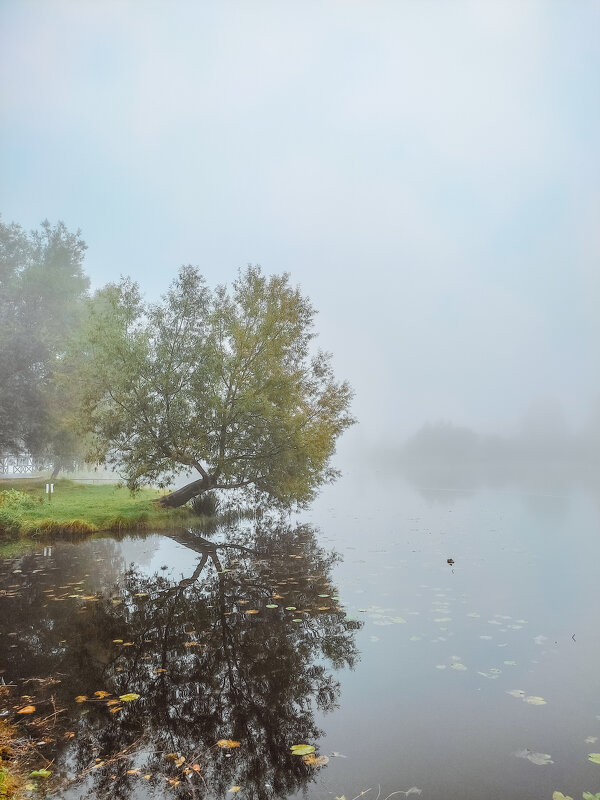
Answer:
[1,1,599,446]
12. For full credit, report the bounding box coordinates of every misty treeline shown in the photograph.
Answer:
[0,217,88,477]
[0,217,355,507]
[401,409,600,467]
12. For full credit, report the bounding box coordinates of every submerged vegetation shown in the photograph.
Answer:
[0,480,191,538]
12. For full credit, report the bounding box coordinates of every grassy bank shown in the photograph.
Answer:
[0,479,191,538]
[0,721,23,800]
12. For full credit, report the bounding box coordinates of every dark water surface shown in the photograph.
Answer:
[1,466,599,799]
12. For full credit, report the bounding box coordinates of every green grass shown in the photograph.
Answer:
[0,479,191,538]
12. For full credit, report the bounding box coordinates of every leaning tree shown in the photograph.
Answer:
[71,265,355,507]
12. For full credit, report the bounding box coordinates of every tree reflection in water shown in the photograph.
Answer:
[0,519,361,799]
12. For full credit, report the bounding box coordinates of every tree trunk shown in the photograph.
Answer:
[50,461,62,480]
[156,476,214,508]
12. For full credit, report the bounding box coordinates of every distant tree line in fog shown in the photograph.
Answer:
[401,403,600,466]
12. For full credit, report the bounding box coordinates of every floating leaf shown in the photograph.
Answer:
[585,737,598,744]
[506,689,525,698]
[588,753,600,764]
[552,793,573,800]
[450,663,467,671]
[191,764,202,772]
[109,706,123,713]
[94,691,110,698]
[217,739,241,749]
[17,705,36,714]
[245,609,259,614]
[92,761,105,769]
[583,793,600,800]
[302,754,329,766]
[523,696,547,705]
[290,744,315,756]
[119,693,140,701]
[29,769,51,778]
[75,695,87,703]
[229,787,241,793]
[266,604,278,608]
[112,639,123,643]
[175,756,185,767]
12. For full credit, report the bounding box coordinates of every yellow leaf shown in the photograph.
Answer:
[245,609,259,614]
[109,706,123,713]
[106,699,120,706]
[17,705,36,714]
[191,764,202,772]
[112,639,123,643]
[94,691,110,698]
[119,693,140,702]
[217,739,241,749]
[153,668,167,673]
[302,754,329,766]
[75,696,87,703]
[143,774,152,779]
[92,761,105,769]
[229,787,241,793]
[175,756,185,767]
[127,769,140,775]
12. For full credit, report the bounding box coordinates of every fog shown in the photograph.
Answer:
[2,1,599,453]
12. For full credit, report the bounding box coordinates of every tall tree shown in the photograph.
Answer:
[0,217,89,471]
[73,265,355,507]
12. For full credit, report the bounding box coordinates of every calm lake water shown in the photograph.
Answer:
[1,463,599,799]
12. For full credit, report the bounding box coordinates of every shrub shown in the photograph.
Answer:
[189,491,219,517]
[0,490,35,510]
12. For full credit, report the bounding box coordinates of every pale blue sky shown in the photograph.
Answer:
[1,0,599,444]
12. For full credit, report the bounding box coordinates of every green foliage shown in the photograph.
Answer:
[72,265,355,507]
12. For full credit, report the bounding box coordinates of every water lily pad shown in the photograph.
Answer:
[29,769,51,778]
[290,744,315,756]
[588,753,600,764]
[515,749,553,765]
